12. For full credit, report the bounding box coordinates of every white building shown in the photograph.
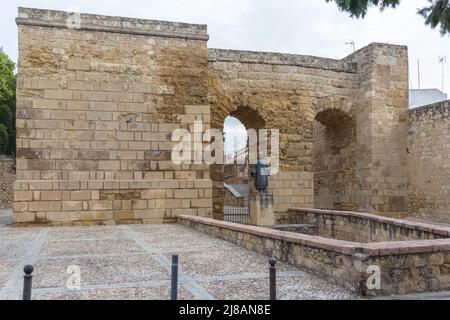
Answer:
[409,89,448,108]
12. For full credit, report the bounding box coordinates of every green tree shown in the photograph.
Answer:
[0,104,12,127]
[0,50,16,104]
[326,0,450,35]
[0,49,16,156]
[0,124,8,155]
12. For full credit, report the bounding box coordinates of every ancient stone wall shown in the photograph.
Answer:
[179,213,450,296]
[407,101,450,223]
[344,44,409,217]
[280,208,447,242]
[209,44,409,217]
[14,8,411,225]
[14,8,212,225]
[208,49,358,216]
[0,159,15,208]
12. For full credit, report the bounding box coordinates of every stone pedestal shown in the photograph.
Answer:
[249,192,274,227]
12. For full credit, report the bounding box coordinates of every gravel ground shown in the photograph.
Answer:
[0,217,360,300]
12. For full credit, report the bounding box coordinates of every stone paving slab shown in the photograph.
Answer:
[0,221,377,300]
[0,240,32,260]
[0,228,42,241]
[171,249,297,278]
[32,285,196,300]
[0,209,13,227]
[0,260,18,288]
[32,254,170,288]
[39,239,144,257]
[202,274,360,300]
[46,227,131,241]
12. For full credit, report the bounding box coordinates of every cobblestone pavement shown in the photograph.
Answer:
[0,216,360,300]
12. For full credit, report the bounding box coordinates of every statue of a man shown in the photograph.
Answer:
[251,152,271,192]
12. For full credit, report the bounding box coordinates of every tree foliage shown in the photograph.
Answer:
[327,0,450,35]
[0,50,15,105]
[419,0,450,35]
[0,49,16,156]
[0,104,12,127]
[0,124,8,155]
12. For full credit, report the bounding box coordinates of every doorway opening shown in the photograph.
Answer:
[313,109,356,211]
[223,116,249,223]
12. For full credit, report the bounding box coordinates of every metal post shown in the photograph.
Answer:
[170,255,178,300]
[269,258,276,300]
[23,265,34,300]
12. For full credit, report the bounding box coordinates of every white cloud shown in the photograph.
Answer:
[224,116,247,155]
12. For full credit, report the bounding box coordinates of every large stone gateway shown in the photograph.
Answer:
[14,7,411,225]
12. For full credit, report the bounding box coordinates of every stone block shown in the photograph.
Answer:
[62,201,83,211]
[88,201,113,211]
[141,189,166,199]
[14,212,35,223]
[14,191,33,201]
[70,191,92,201]
[40,191,62,201]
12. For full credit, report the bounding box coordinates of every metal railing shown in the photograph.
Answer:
[224,207,250,224]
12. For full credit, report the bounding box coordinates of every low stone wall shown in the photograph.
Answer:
[178,214,450,296]
[0,159,15,209]
[14,179,212,226]
[277,208,448,242]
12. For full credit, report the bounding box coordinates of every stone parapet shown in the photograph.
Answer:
[178,213,450,296]
[283,208,450,241]
[208,48,356,72]
[16,7,209,40]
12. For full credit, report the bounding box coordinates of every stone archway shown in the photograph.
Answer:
[210,90,267,220]
[313,108,356,211]
[210,99,267,220]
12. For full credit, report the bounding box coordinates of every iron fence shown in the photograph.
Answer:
[224,207,250,224]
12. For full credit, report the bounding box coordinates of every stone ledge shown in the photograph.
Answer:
[208,48,357,73]
[408,99,450,118]
[290,208,450,237]
[17,7,209,41]
[177,214,450,257]
[343,42,408,61]
[178,214,360,255]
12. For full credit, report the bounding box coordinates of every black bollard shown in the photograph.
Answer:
[23,265,34,300]
[170,255,178,300]
[269,258,276,300]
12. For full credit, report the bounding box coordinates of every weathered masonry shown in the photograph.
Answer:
[14,7,411,225]
[407,100,450,224]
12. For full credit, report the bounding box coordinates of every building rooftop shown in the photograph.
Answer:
[409,89,448,109]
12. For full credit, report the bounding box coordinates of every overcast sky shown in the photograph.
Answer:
[1,0,449,153]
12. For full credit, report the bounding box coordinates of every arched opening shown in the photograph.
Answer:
[211,105,265,222]
[313,109,356,211]
[223,116,249,222]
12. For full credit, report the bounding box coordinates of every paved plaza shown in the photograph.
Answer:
[1,209,450,300]
[0,209,361,300]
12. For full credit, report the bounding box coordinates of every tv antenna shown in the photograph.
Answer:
[417,59,421,89]
[439,56,446,93]
[345,41,355,53]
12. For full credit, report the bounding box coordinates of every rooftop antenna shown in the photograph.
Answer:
[439,56,446,93]
[417,59,421,89]
[345,41,355,53]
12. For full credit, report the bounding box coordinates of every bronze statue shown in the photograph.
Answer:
[251,153,271,192]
